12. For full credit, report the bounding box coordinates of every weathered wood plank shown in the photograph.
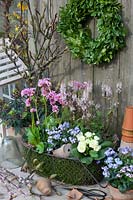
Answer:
[0,75,22,86]
[119,0,132,109]
[48,0,133,132]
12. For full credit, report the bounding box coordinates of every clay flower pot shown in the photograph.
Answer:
[108,185,133,200]
[122,106,133,131]
[122,106,133,143]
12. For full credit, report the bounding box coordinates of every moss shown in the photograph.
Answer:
[24,146,103,185]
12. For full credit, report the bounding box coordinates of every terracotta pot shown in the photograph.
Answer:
[6,127,15,136]
[122,135,133,143]
[121,106,133,144]
[108,185,133,200]
[122,106,133,131]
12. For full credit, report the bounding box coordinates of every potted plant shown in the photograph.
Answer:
[102,147,133,200]
[19,78,122,185]
[0,89,31,135]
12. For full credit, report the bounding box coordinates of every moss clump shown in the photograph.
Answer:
[24,147,103,185]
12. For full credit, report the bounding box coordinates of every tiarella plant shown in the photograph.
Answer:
[102,147,133,193]
[60,80,122,141]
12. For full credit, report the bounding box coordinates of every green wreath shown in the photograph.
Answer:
[58,0,127,65]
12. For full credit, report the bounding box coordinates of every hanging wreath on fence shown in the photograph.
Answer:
[57,0,127,65]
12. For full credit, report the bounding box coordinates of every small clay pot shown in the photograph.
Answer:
[108,185,133,200]
[122,106,133,131]
[121,106,133,144]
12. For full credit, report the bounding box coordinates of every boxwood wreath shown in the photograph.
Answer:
[57,0,127,65]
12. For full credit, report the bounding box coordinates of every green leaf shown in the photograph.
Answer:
[89,150,99,158]
[101,141,113,148]
[22,111,28,119]
[26,128,37,145]
[70,147,83,159]
[81,157,93,165]
[36,142,44,154]
[96,148,107,160]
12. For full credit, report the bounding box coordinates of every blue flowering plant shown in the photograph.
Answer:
[46,122,81,152]
[102,147,133,193]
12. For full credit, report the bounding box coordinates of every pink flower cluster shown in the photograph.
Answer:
[21,78,65,113]
[21,88,35,97]
[21,88,35,107]
[38,78,65,113]
[68,80,87,91]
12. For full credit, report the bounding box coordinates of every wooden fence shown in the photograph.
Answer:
[38,0,133,134]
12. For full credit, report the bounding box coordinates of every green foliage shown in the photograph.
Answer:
[26,127,45,154]
[0,89,31,134]
[58,0,127,65]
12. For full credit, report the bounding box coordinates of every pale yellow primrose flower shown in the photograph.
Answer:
[85,131,93,138]
[93,145,101,151]
[76,132,85,141]
[77,141,86,153]
[85,138,91,144]
[89,139,99,148]
[94,135,100,140]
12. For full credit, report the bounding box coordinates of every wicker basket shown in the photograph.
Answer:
[23,144,103,185]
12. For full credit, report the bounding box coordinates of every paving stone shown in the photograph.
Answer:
[0,166,111,200]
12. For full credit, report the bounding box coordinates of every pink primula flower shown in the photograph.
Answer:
[30,108,37,113]
[25,98,31,107]
[21,88,35,97]
[47,91,58,105]
[41,87,49,97]
[38,78,51,88]
[52,105,59,113]
[56,93,66,105]
[36,121,40,125]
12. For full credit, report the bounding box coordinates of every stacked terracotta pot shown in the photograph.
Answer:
[121,106,133,148]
